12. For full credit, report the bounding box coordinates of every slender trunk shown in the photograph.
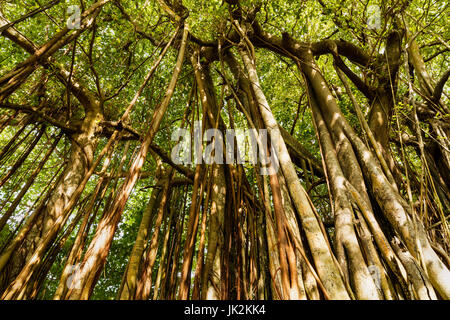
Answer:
[239,44,350,300]
[0,126,45,188]
[0,133,61,232]
[135,173,173,300]
[178,165,205,299]
[152,188,177,300]
[117,164,163,300]
[65,25,188,300]
[298,46,450,299]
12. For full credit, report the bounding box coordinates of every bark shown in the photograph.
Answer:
[297,45,450,299]
[0,126,45,189]
[0,113,122,299]
[191,177,211,299]
[0,0,448,301]
[117,169,163,300]
[238,42,350,300]
[152,188,177,300]
[190,51,228,300]
[0,133,61,232]
[54,140,118,300]
[135,172,173,300]
[178,164,205,299]
[64,24,188,300]
[309,88,382,299]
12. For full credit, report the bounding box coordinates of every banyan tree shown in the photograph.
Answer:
[0,0,448,300]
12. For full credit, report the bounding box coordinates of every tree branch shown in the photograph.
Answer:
[0,103,78,133]
[432,68,450,104]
